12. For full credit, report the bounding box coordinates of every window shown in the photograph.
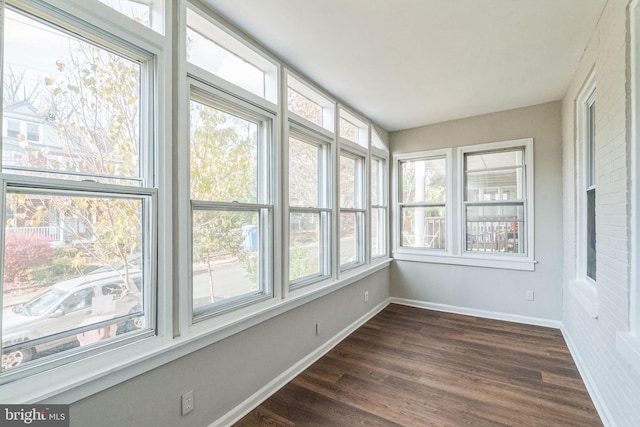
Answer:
[6,120,20,139]
[586,96,597,281]
[398,155,447,249]
[287,74,335,132]
[339,151,365,269]
[339,108,368,148]
[371,155,387,258]
[288,130,331,286]
[463,149,526,254]
[576,73,597,284]
[186,7,278,103]
[1,7,155,374]
[26,123,39,142]
[189,87,273,318]
[394,140,533,270]
[97,0,152,28]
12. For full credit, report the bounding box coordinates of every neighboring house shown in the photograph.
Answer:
[2,101,87,244]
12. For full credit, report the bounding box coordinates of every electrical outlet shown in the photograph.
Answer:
[364,291,369,302]
[181,390,194,415]
[525,290,535,301]
[315,321,321,336]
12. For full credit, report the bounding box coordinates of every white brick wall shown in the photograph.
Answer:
[562,0,640,425]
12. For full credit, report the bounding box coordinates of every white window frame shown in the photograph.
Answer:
[286,124,332,289]
[185,3,279,108]
[0,0,171,397]
[393,149,453,256]
[393,139,535,271]
[187,82,275,321]
[339,147,366,271]
[370,152,388,260]
[339,107,368,149]
[286,70,335,135]
[569,70,599,318]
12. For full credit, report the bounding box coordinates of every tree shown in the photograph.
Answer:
[190,101,259,301]
[3,21,143,291]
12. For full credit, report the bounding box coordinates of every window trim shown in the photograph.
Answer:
[370,153,388,260]
[339,148,366,271]
[185,3,279,107]
[393,140,535,271]
[458,138,534,264]
[287,126,332,289]
[286,70,335,134]
[394,148,453,255]
[570,69,599,318]
[338,107,369,149]
[0,0,166,385]
[186,81,276,322]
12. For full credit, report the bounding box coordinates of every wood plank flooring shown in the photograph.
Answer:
[234,304,602,426]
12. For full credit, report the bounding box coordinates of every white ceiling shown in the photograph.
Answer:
[202,0,606,132]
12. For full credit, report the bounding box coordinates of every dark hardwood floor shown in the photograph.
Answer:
[234,304,602,426]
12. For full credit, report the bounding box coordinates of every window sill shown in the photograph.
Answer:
[568,278,599,318]
[392,250,536,271]
[0,259,391,404]
[616,332,640,376]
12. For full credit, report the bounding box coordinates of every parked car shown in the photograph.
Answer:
[2,269,142,370]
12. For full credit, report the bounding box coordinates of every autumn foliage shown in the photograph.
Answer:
[3,232,54,285]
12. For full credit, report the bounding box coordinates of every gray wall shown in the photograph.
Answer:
[68,269,389,427]
[390,101,564,321]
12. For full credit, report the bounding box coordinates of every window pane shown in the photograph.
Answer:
[2,10,141,184]
[401,206,445,249]
[186,27,264,98]
[289,137,319,208]
[371,207,386,257]
[465,205,524,253]
[98,0,151,28]
[192,210,262,313]
[289,212,320,281]
[371,157,384,206]
[465,168,524,201]
[2,192,146,371]
[401,158,446,203]
[587,101,596,187]
[339,118,359,144]
[465,150,523,171]
[587,188,596,280]
[340,212,362,265]
[288,88,322,126]
[340,154,362,209]
[190,100,258,203]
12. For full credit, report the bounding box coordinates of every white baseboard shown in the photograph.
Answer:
[210,298,391,427]
[561,327,615,427]
[389,297,563,329]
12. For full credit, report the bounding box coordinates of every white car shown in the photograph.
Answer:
[2,269,143,370]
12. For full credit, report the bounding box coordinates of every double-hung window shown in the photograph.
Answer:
[575,72,597,286]
[398,154,448,250]
[339,151,365,269]
[585,93,597,281]
[189,87,273,318]
[288,130,331,286]
[1,6,156,374]
[462,148,527,255]
[395,140,533,269]
[370,155,388,258]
